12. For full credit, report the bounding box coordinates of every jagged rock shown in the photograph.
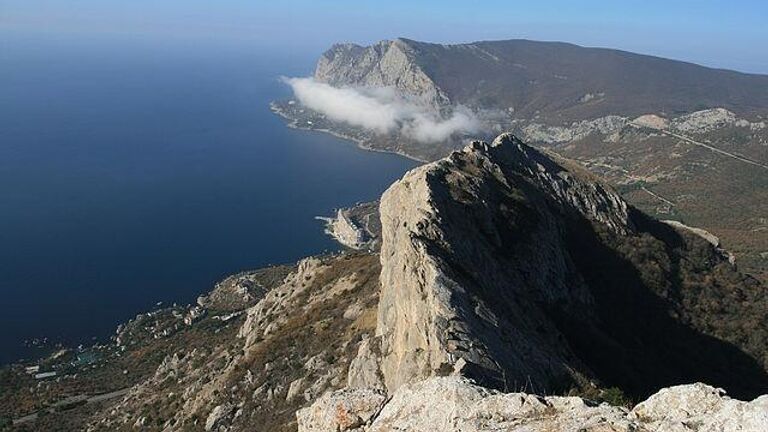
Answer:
[662,219,736,264]
[286,378,305,401]
[299,377,768,432]
[376,133,629,392]
[238,257,325,346]
[205,403,234,431]
[375,132,768,397]
[296,387,387,432]
[343,303,365,320]
[632,383,768,431]
[304,353,330,372]
[315,39,450,108]
[347,338,385,390]
[369,377,632,431]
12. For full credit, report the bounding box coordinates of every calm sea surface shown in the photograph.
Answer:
[0,34,418,364]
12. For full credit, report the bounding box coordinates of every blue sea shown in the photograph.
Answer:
[0,33,417,364]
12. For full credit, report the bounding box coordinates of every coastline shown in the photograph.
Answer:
[269,102,429,164]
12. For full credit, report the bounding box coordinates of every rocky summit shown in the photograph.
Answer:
[367,134,768,399]
[298,133,768,430]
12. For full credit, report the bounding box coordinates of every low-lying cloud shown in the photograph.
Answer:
[281,77,480,143]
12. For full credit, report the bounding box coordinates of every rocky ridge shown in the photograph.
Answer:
[314,38,768,121]
[76,252,381,432]
[373,134,629,393]
[297,133,768,430]
[516,108,766,145]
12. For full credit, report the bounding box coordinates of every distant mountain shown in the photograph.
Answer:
[316,38,768,121]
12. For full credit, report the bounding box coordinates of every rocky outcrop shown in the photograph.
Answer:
[315,39,450,108]
[92,253,383,432]
[520,115,628,144]
[375,133,631,393]
[662,219,736,264]
[298,376,768,432]
[297,134,768,432]
[196,265,293,313]
[296,387,386,432]
[365,133,768,399]
[633,383,768,431]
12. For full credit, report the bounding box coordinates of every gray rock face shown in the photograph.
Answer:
[298,376,768,432]
[632,382,768,431]
[296,387,387,432]
[315,39,450,108]
[376,133,630,392]
[346,337,385,390]
[368,132,768,399]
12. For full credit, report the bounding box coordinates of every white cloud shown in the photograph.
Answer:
[281,77,480,143]
[404,108,480,143]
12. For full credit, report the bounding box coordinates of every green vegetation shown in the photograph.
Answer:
[568,385,633,408]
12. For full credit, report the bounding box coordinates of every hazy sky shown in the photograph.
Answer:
[3,0,767,73]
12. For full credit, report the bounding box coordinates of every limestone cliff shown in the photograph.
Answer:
[369,133,768,397]
[315,39,449,108]
[375,133,626,392]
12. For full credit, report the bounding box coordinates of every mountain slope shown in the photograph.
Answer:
[317,38,768,121]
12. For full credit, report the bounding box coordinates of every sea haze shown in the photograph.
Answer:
[0,33,418,364]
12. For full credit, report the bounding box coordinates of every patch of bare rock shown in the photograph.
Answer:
[298,376,768,432]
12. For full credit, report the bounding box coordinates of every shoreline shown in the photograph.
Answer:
[269,102,429,164]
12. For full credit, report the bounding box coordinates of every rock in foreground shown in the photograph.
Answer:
[298,376,768,432]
